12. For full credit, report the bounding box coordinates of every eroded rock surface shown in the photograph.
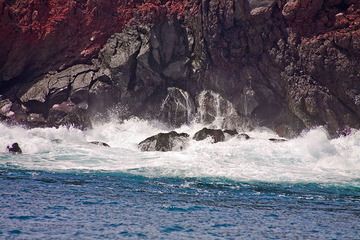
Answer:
[193,128,226,143]
[139,131,190,152]
[0,0,359,137]
[160,87,195,127]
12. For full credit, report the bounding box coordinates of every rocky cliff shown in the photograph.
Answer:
[0,0,359,137]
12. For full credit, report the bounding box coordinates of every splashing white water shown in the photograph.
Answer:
[196,90,245,129]
[0,118,359,183]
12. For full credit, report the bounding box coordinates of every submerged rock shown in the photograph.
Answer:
[193,128,225,143]
[238,133,251,140]
[223,129,242,141]
[51,139,62,144]
[269,138,287,143]
[7,143,22,154]
[139,131,189,152]
[223,129,239,136]
[89,141,110,147]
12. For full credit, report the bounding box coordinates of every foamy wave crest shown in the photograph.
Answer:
[0,118,360,183]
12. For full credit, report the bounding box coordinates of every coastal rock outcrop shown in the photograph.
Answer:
[139,131,190,151]
[47,103,92,130]
[193,128,226,143]
[0,0,359,137]
[7,143,22,154]
[160,87,195,127]
[223,129,239,136]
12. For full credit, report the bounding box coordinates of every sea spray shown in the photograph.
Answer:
[0,119,359,183]
[196,90,245,130]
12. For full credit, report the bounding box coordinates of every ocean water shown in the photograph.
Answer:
[1,119,360,239]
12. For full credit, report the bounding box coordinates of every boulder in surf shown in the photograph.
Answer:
[237,133,250,140]
[223,129,239,136]
[7,143,22,154]
[193,128,225,143]
[139,131,189,152]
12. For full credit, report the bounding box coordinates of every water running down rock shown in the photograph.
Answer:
[0,0,359,138]
[0,1,360,238]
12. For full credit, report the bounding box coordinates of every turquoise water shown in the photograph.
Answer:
[1,120,360,239]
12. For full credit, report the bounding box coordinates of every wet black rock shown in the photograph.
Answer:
[193,128,225,143]
[90,141,111,147]
[7,143,22,154]
[1,1,360,138]
[223,129,239,136]
[238,133,251,140]
[47,104,92,130]
[159,87,195,127]
[139,131,189,152]
[269,138,287,142]
[51,139,62,144]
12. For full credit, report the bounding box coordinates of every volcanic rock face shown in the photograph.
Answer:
[160,87,195,127]
[0,0,193,84]
[1,0,359,137]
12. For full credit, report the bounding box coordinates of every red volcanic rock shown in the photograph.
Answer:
[1,0,358,84]
[0,0,360,136]
[0,0,195,83]
[280,0,360,39]
[282,0,323,21]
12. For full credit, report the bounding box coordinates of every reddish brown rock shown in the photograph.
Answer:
[0,0,359,137]
[0,0,196,84]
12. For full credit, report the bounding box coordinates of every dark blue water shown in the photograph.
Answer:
[1,165,360,239]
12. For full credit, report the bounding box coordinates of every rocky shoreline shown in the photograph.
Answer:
[138,128,287,152]
[1,0,359,138]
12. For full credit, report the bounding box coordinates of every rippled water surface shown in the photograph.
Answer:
[1,120,360,239]
[1,169,360,239]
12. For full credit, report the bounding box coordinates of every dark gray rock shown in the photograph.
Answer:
[238,133,251,140]
[160,87,195,127]
[0,99,13,118]
[223,129,239,136]
[26,113,47,128]
[47,103,92,130]
[88,74,121,116]
[139,131,189,152]
[1,1,360,139]
[98,26,162,119]
[269,138,287,143]
[7,143,22,154]
[95,20,191,122]
[196,90,244,130]
[89,141,110,147]
[19,64,96,110]
[9,102,28,123]
[193,128,225,143]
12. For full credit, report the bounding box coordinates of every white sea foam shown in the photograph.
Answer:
[0,118,359,183]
